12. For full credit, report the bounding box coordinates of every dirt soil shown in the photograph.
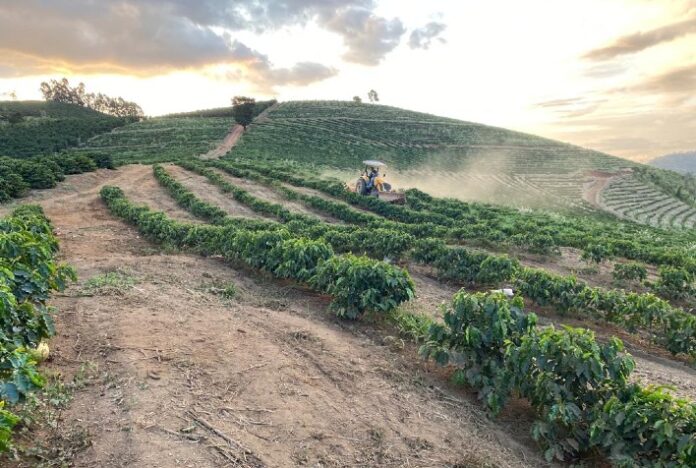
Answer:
[582,173,615,208]
[164,164,273,220]
[0,166,551,467]
[200,124,245,160]
[208,168,342,224]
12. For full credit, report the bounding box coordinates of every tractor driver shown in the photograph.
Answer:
[367,166,379,188]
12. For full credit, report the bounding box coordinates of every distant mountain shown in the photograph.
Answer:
[648,151,696,174]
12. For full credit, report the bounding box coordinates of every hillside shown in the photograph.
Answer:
[0,100,695,466]
[229,101,696,227]
[75,116,236,164]
[649,151,696,174]
[0,100,129,157]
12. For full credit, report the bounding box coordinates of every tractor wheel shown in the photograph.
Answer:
[355,178,367,195]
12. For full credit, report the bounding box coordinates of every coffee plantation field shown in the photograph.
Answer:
[229,101,638,209]
[2,99,695,467]
[74,116,235,164]
[600,173,696,229]
[0,101,129,157]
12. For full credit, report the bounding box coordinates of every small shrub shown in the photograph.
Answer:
[612,262,647,283]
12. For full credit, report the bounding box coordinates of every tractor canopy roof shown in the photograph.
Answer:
[362,160,387,168]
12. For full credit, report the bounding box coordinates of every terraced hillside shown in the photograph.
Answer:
[74,102,278,165]
[600,173,696,228]
[75,115,235,164]
[231,101,645,212]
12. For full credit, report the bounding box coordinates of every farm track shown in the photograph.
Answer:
[1,166,548,467]
[200,124,244,160]
[205,167,342,223]
[163,164,273,220]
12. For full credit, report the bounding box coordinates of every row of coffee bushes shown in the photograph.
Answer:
[410,238,696,359]
[225,158,696,274]
[100,185,414,318]
[204,161,695,359]
[161,163,416,260]
[169,162,695,359]
[0,153,114,202]
[0,206,76,451]
[421,291,695,465]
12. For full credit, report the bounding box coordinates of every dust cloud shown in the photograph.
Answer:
[323,151,566,209]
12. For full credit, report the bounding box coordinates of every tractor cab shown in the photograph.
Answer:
[351,160,405,204]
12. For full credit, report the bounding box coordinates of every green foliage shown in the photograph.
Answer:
[153,165,230,225]
[516,267,696,358]
[205,160,696,359]
[422,290,694,465]
[84,271,136,294]
[0,205,75,451]
[516,268,582,310]
[507,328,634,460]
[634,165,696,208]
[0,402,19,452]
[226,159,696,275]
[0,154,107,204]
[581,243,613,264]
[164,100,276,118]
[231,96,256,128]
[75,116,234,165]
[178,162,416,260]
[0,102,127,158]
[311,254,415,319]
[421,292,536,413]
[655,266,694,300]
[590,385,696,466]
[388,309,433,342]
[612,262,648,283]
[100,185,414,319]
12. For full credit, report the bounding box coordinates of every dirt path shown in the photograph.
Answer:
[1,168,548,467]
[581,170,633,209]
[209,168,342,223]
[253,102,279,123]
[200,124,244,160]
[165,164,273,220]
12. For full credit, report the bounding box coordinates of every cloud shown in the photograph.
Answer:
[321,7,406,65]
[583,15,696,60]
[0,0,405,81]
[227,41,337,91]
[535,96,607,118]
[582,62,628,79]
[632,63,696,95]
[409,22,447,49]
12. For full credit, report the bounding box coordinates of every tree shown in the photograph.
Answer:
[352,96,362,103]
[0,90,17,100]
[231,96,256,129]
[368,89,379,103]
[86,93,143,118]
[40,77,143,118]
[40,78,87,106]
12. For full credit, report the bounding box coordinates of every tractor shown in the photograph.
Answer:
[350,160,405,204]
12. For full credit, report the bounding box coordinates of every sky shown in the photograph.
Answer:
[0,0,695,162]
